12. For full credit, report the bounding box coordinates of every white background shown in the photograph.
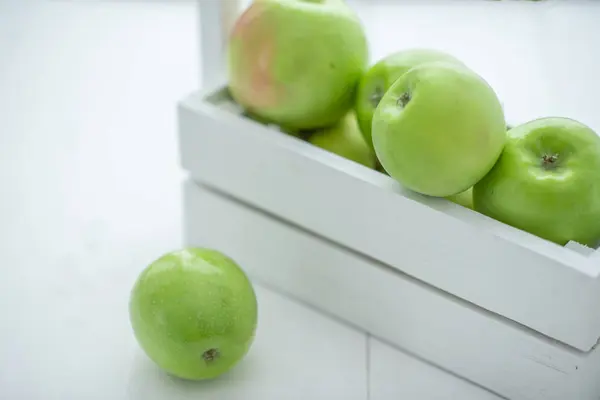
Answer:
[1,0,597,399]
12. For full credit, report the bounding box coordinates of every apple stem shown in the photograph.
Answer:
[202,348,220,363]
[396,92,411,108]
[542,153,559,169]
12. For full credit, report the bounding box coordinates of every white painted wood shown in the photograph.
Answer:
[369,338,502,400]
[183,179,600,400]
[178,88,600,352]
[198,0,243,88]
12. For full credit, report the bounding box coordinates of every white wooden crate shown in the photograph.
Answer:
[179,88,600,400]
[183,1,600,398]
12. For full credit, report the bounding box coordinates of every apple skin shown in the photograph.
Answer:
[375,161,388,175]
[129,248,258,380]
[355,48,465,150]
[308,112,376,168]
[473,117,600,247]
[372,61,506,197]
[227,0,368,131]
[446,187,473,209]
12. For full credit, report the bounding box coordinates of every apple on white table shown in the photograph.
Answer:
[129,248,258,380]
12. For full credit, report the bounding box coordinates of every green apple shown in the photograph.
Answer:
[242,109,273,126]
[446,187,473,209]
[355,48,466,150]
[375,161,388,175]
[372,61,506,197]
[473,117,600,247]
[129,248,258,380]
[308,112,376,168]
[227,0,368,131]
[243,109,303,138]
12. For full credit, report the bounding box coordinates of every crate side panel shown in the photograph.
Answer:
[177,97,600,351]
[183,180,600,400]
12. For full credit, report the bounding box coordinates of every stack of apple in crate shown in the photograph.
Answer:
[178,0,600,399]
[227,1,600,248]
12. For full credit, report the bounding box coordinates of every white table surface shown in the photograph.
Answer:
[9,0,597,399]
